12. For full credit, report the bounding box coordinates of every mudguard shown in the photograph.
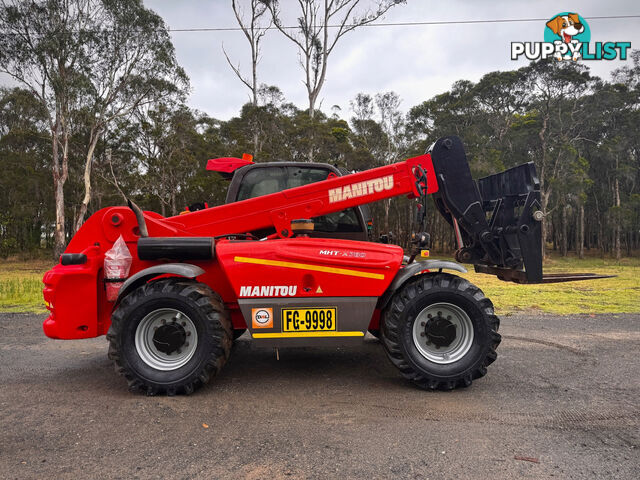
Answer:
[376,259,467,310]
[116,263,205,304]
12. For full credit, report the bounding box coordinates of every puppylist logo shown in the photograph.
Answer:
[512,12,631,61]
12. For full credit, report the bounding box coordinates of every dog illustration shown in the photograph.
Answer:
[546,13,585,61]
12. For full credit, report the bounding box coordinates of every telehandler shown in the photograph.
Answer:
[42,136,607,394]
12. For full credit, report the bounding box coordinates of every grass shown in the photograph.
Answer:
[455,255,640,315]
[0,259,53,313]
[0,254,638,315]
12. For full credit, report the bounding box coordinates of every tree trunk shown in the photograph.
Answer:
[308,93,316,162]
[614,155,621,261]
[53,174,65,258]
[171,190,177,217]
[540,190,550,259]
[74,130,100,234]
[538,114,548,259]
[561,204,568,257]
[309,91,316,119]
[614,178,621,261]
[585,215,590,250]
[383,199,391,233]
[251,34,259,155]
[52,117,69,259]
[252,129,259,156]
[578,203,584,259]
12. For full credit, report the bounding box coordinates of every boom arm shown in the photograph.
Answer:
[138,153,439,239]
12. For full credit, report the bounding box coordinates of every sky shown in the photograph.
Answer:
[4,1,639,121]
[141,0,639,120]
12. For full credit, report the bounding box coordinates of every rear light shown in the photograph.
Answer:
[42,282,55,311]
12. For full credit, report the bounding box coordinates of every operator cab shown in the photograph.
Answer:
[224,162,372,241]
[205,155,371,240]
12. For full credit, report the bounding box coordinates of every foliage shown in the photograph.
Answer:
[0,0,187,257]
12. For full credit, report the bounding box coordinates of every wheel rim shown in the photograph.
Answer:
[412,302,474,364]
[135,308,198,371]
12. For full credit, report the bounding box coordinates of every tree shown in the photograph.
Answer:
[0,88,52,256]
[0,0,187,256]
[374,91,405,231]
[262,0,404,160]
[375,91,405,165]
[514,60,595,258]
[0,0,91,257]
[472,67,530,170]
[223,0,272,155]
[71,0,188,232]
[349,92,385,168]
[224,0,271,107]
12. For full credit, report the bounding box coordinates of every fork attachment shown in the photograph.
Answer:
[428,136,611,284]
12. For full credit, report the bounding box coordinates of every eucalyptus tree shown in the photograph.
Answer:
[223,0,272,154]
[0,88,52,255]
[71,0,188,232]
[0,0,188,256]
[262,0,404,160]
[516,59,595,258]
[224,0,271,107]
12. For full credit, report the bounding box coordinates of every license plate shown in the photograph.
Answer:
[282,307,337,332]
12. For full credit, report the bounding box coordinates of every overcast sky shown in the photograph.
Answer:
[143,0,638,120]
[5,1,638,121]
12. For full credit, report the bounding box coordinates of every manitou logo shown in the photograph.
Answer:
[328,175,394,203]
[239,285,297,297]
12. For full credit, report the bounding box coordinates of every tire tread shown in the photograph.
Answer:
[107,279,231,396]
[380,273,501,390]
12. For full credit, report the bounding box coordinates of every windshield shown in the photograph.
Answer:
[236,166,362,233]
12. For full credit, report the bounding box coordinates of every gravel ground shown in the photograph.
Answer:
[0,312,638,479]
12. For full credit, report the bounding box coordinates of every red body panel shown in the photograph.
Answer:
[215,238,403,298]
[42,153,438,339]
[206,156,253,174]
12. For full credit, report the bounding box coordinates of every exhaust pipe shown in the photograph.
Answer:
[127,199,148,237]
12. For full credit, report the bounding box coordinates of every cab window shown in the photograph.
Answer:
[236,166,362,233]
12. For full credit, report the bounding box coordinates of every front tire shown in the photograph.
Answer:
[381,273,500,390]
[107,279,232,395]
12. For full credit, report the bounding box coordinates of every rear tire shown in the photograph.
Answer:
[381,273,500,390]
[107,279,232,395]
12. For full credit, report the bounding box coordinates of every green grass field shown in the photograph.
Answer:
[456,255,640,315]
[0,255,638,315]
[0,259,54,313]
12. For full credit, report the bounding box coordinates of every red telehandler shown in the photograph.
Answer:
[42,136,608,395]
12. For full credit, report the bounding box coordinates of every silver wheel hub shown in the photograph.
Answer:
[135,308,198,371]
[412,302,474,364]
